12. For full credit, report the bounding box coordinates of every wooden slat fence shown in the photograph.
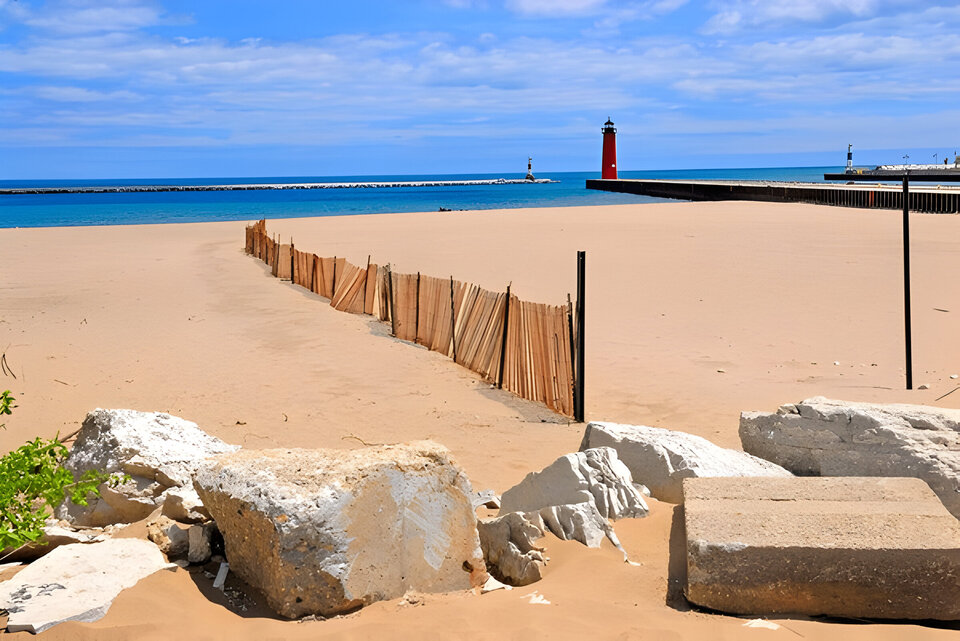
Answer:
[244,220,578,418]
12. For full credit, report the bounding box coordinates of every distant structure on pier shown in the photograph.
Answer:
[601,118,617,179]
[839,143,960,177]
[526,156,535,181]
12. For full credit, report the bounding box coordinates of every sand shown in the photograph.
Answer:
[1,200,958,638]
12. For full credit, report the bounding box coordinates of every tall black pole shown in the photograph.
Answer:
[497,284,511,389]
[575,251,586,422]
[387,265,397,337]
[902,175,913,390]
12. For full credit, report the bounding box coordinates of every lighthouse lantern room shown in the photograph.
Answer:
[601,118,617,180]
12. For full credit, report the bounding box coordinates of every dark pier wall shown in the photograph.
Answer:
[585,179,960,214]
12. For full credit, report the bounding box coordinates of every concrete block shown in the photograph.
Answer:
[194,442,486,618]
[683,476,960,620]
[1,539,174,634]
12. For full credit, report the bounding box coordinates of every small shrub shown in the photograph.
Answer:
[0,390,13,430]
[0,391,120,555]
[0,437,115,552]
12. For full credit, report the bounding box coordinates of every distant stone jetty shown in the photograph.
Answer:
[0,178,556,196]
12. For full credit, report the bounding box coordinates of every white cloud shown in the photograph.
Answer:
[30,85,141,102]
[703,0,893,33]
[1,0,958,160]
[505,0,607,16]
[24,0,163,33]
[5,0,188,34]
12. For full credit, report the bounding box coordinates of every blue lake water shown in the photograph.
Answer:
[0,167,843,228]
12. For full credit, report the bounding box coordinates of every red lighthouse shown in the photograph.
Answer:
[601,118,617,179]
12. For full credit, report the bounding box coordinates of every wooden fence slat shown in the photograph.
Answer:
[377,266,391,322]
[364,263,378,315]
[392,272,419,342]
[242,221,576,416]
[277,244,292,279]
[332,262,368,313]
[319,257,336,297]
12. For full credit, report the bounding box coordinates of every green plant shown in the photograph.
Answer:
[0,394,120,555]
[0,390,14,430]
[0,437,115,553]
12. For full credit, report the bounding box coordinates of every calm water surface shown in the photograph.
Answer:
[0,167,843,228]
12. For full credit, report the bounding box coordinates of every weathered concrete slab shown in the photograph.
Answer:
[684,476,960,620]
[0,539,174,634]
[740,397,960,518]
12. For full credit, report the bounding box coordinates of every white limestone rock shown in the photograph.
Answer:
[477,511,546,586]
[56,409,239,526]
[580,421,792,504]
[0,539,175,634]
[498,447,648,549]
[193,442,487,618]
[740,397,960,518]
[534,503,618,549]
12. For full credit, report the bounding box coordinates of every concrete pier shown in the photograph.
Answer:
[684,476,960,620]
[0,178,555,196]
[586,179,960,214]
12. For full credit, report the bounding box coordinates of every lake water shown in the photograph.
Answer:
[0,167,843,228]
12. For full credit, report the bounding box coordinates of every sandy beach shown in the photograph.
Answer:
[2,200,959,639]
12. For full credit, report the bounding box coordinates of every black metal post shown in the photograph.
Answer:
[903,176,913,390]
[575,251,586,422]
[332,256,338,294]
[497,284,511,389]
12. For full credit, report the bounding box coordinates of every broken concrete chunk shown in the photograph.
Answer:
[194,442,486,619]
[683,476,960,620]
[740,397,960,517]
[477,512,546,586]
[498,448,647,551]
[213,562,230,590]
[57,409,239,526]
[187,522,216,564]
[580,421,791,504]
[473,489,501,511]
[500,447,647,520]
[534,503,616,549]
[480,575,512,593]
[146,515,190,558]
[160,486,211,523]
[0,539,175,634]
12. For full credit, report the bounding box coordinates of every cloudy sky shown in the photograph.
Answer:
[1,0,958,178]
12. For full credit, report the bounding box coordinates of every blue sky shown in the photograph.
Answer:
[1,0,959,178]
